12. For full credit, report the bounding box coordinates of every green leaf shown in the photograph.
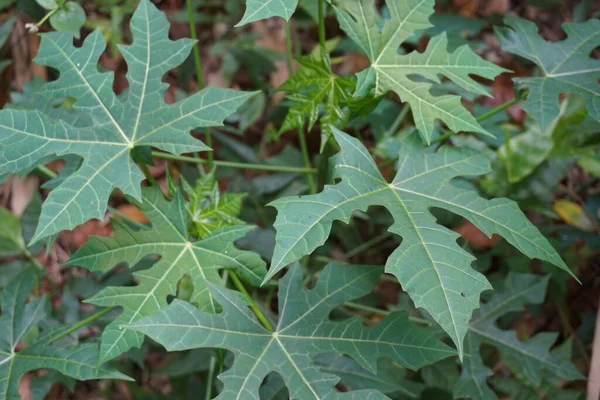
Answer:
[495,17,600,131]
[454,273,583,400]
[67,186,266,363]
[268,128,571,357]
[0,0,255,244]
[279,54,355,150]
[182,171,248,239]
[334,0,506,143]
[35,0,58,10]
[49,2,86,39]
[0,271,129,400]
[315,354,425,399]
[238,0,298,26]
[128,263,455,399]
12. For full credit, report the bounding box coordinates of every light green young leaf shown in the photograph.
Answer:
[334,0,506,143]
[237,0,298,26]
[67,186,266,363]
[182,171,247,239]
[454,273,583,400]
[128,263,455,399]
[0,271,129,400]
[279,54,354,149]
[0,0,255,244]
[268,128,571,357]
[495,17,600,131]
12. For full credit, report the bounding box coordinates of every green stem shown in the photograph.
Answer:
[429,94,524,145]
[152,151,318,174]
[298,130,317,193]
[49,307,116,344]
[139,162,158,187]
[343,302,431,326]
[344,232,392,260]
[285,20,295,76]
[35,0,66,27]
[382,104,411,138]
[204,356,217,400]
[317,0,327,52]
[186,0,213,169]
[229,271,274,332]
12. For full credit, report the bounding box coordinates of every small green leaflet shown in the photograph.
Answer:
[496,17,600,131]
[279,54,355,150]
[0,270,129,400]
[128,263,455,399]
[268,128,572,358]
[180,171,247,239]
[67,186,266,363]
[334,0,506,143]
[454,273,583,400]
[0,0,255,244]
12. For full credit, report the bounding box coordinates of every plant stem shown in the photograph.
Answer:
[343,302,431,326]
[152,151,318,174]
[205,356,217,400]
[343,232,393,260]
[317,0,327,52]
[285,20,295,76]
[186,0,213,169]
[429,94,524,145]
[35,0,66,27]
[228,271,274,332]
[49,306,116,344]
[139,162,158,187]
[298,130,317,193]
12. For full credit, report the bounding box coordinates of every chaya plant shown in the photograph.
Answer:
[0,0,593,399]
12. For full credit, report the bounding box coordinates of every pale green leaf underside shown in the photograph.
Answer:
[238,0,298,26]
[454,273,583,400]
[0,271,128,400]
[334,0,506,143]
[67,187,266,363]
[496,17,600,131]
[268,128,570,357]
[0,0,254,244]
[128,264,454,399]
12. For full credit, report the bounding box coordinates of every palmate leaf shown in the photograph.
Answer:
[66,186,266,363]
[0,0,254,244]
[267,128,571,357]
[454,273,583,400]
[334,0,506,143]
[495,17,600,131]
[0,270,129,400]
[280,54,355,149]
[128,263,455,399]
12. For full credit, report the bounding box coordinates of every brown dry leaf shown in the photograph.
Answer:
[62,219,112,249]
[453,219,500,249]
[254,19,289,103]
[10,175,39,216]
[18,373,31,400]
[117,204,150,223]
[479,0,509,15]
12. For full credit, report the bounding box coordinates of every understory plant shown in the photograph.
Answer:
[0,0,598,399]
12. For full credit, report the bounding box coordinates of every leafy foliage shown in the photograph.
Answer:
[268,128,571,356]
[334,0,506,143]
[454,273,583,399]
[0,0,254,244]
[238,0,299,26]
[0,270,129,399]
[67,187,266,363]
[128,263,455,399]
[495,17,600,131]
[279,54,355,147]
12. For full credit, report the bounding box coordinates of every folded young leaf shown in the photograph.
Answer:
[0,0,255,244]
[127,263,455,399]
[67,186,266,363]
[334,0,507,143]
[454,273,583,400]
[496,17,600,131]
[268,128,572,358]
[0,271,129,400]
